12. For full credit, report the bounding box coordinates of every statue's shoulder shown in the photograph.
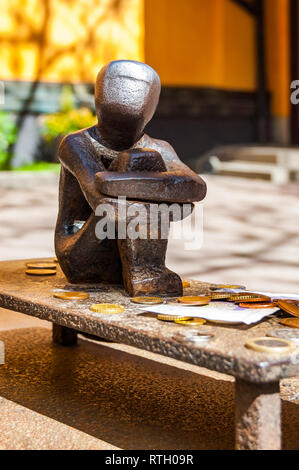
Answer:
[60,126,96,151]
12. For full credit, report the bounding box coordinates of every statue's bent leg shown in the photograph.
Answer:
[117,237,182,297]
[55,213,122,285]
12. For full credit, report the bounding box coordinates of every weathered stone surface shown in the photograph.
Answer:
[0,340,4,365]
[0,259,298,383]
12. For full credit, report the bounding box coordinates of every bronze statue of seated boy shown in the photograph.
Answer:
[55,60,206,296]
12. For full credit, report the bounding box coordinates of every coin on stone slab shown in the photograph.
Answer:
[210,293,231,300]
[26,269,56,276]
[233,296,271,303]
[246,337,296,354]
[174,318,207,326]
[239,302,276,309]
[90,304,125,314]
[26,262,57,270]
[182,280,191,288]
[211,284,246,291]
[157,315,192,322]
[131,296,163,305]
[174,332,214,344]
[276,300,299,318]
[54,291,89,301]
[279,318,299,329]
[178,296,211,306]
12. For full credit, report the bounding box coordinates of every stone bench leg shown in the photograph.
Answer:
[235,379,281,450]
[52,324,78,346]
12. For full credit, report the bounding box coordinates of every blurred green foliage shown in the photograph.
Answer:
[0,112,17,169]
[16,162,61,172]
[41,107,96,143]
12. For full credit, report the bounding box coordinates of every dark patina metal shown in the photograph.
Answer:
[55,60,206,296]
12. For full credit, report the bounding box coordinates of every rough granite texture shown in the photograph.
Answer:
[0,259,298,384]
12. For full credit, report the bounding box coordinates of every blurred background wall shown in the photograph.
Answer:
[0,0,295,169]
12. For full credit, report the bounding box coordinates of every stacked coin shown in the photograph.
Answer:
[54,291,89,301]
[131,296,163,305]
[275,300,299,318]
[157,314,192,322]
[90,304,125,314]
[26,261,57,276]
[178,296,211,306]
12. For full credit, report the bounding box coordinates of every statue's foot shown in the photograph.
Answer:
[125,268,182,297]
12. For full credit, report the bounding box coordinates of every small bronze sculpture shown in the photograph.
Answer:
[55,60,206,296]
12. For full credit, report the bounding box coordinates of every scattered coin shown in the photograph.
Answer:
[174,318,207,326]
[279,318,299,329]
[174,332,214,344]
[131,296,163,305]
[245,337,296,354]
[54,291,89,301]
[26,262,57,270]
[178,296,211,306]
[239,302,276,309]
[267,329,299,344]
[26,269,56,276]
[229,292,267,301]
[273,299,299,304]
[210,293,231,300]
[157,315,192,322]
[276,300,299,318]
[233,296,271,303]
[211,284,246,291]
[89,303,125,314]
[182,280,191,288]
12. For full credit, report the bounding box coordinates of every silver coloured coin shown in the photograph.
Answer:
[174,333,214,344]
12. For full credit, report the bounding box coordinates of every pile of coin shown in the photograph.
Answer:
[25,261,57,276]
[130,288,299,329]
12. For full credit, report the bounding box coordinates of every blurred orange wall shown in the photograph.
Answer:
[0,0,144,83]
[144,0,257,90]
[0,0,291,121]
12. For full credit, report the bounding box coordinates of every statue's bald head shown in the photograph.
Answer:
[95,61,161,147]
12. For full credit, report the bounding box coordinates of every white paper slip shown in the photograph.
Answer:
[140,302,279,325]
[253,290,299,301]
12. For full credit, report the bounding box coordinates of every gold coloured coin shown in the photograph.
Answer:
[233,296,271,303]
[26,262,57,270]
[131,296,163,305]
[280,318,299,329]
[178,296,211,306]
[90,303,125,314]
[276,300,299,318]
[157,315,192,322]
[239,302,276,309]
[245,337,295,354]
[54,291,89,301]
[211,284,246,290]
[182,280,191,288]
[229,292,265,301]
[174,318,207,326]
[26,269,56,276]
[210,293,231,300]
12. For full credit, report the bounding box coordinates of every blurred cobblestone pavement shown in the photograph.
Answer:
[1,174,299,294]
[0,174,298,449]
